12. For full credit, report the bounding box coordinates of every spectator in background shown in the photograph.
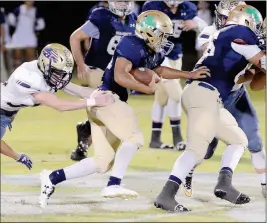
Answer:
[0,8,8,82]
[8,1,45,67]
[197,1,213,26]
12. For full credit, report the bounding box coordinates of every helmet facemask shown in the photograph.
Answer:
[108,0,134,17]
[151,30,174,55]
[42,60,72,91]
[214,5,228,29]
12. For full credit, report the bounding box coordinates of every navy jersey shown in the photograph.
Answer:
[87,2,107,18]
[100,35,165,102]
[84,8,136,70]
[195,25,259,101]
[142,0,197,60]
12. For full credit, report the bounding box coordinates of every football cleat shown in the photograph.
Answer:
[175,141,186,151]
[214,170,250,205]
[101,185,139,199]
[149,141,174,150]
[39,169,55,209]
[183,176,193,197]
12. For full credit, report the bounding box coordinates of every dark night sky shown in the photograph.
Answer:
[1,1,266,69]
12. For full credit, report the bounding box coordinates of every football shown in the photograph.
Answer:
[129,67,161,85]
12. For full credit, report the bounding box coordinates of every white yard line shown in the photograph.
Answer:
[111,207,224,222]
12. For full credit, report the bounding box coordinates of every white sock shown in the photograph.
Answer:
[167,98,181,119]
[221,145,245,171]
[171,151,197,183]
[251,150,266,184]
[151,101,166,123]
[110,142,138,179]
[64,157,97,180]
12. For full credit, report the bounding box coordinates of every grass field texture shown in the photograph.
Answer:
[1,88,266,222]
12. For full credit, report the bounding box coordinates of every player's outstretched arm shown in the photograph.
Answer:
[154,66,210,80]
[63,82,94,98]
[33,92,114,111]
[114,57,157,94]
[0,140,32,170]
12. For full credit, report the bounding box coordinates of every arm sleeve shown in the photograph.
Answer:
[196,25,216,50]
[81,20,100,39]
[231,43,261,60]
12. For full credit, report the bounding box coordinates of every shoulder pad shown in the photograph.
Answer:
[13,62,44,94]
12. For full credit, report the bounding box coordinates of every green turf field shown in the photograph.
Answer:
[1,88,265,222]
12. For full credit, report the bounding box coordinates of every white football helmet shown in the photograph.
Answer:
[38,43,74,91]
[164,0,184,8]
[108,0,134,17]
[215,0,246,29]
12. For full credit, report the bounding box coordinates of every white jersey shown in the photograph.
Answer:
[1,60,53,113]
[196,23,251,92]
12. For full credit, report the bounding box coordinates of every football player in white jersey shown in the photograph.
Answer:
[0,43,115,170]
[183,0,266,199]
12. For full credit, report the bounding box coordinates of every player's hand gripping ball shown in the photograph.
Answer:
[130,67,161,85]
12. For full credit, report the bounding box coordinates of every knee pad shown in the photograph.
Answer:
[127,131,144,148]
[204,138,219,160]
[155,83,168,107]
[248,135,263,153]
[165,80,182,102]
[187,138,210,164]
[94,151,115,173]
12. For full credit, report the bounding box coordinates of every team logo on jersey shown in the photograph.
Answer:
[141,15,156,29]
[43,48,59,63]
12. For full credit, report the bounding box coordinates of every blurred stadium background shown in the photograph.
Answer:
[0,1,266,222]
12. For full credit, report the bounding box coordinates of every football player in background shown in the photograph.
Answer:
[154,5,265,212]
[69,0,137,161]
[142,0,207,151]
[0,43,114,171]
[184,0,266,199]
[39,10,209,207]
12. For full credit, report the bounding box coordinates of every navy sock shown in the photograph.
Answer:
[220,167,233,174]
[107,176,121,186]
[152,122,163,130]
[170,120,180,127]
[168,175,182,185]
[49,169,66,185]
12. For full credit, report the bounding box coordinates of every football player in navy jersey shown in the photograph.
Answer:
[69,0,136,161]
[154,5,266,212]
[142,0,207,151]
[39,10,208,207]
[184,1,266,199]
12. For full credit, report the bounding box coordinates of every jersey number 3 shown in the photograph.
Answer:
[107,35,122,55]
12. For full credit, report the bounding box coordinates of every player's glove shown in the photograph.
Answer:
[17,154,33,170]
